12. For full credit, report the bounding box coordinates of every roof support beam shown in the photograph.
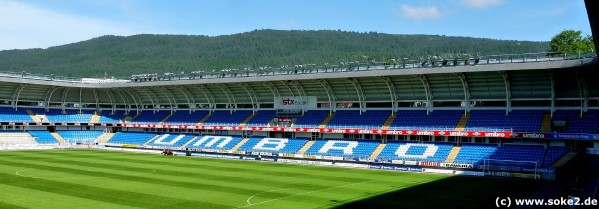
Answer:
[101,89,116,113]
[61,87,72,112]
[414,75,432,113]
[498,71,511,114]
[121,88,142,114]
[454,73,471,114]
[238,83,258,112]
[575,69,589,114]
[345,78,365,113]
[45,87,63,111]
[177,86,194,113]
[278,80,295,97]
[11,84,27,110]
[155,87,175,113]
[376,76,398,113]
[195,85,216,111]
[139,87,158,112]
[317,79,336,114]
[262,81,281,103]
[290,80,308,112]
[549,71,556,115]
[217,84,236,111]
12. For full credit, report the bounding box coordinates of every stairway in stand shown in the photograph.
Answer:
[369,143,387,159]
[454,112,470,131]
[444,146,461,163]
[297,141,315,154]
[318,113,335,128]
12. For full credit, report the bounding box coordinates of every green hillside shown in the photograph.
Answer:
[0,30,549,78]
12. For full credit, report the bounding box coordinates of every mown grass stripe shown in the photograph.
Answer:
[0,172,231,209]
[0,152,359,189]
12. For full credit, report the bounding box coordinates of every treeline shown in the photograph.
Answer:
[0,29,549,78]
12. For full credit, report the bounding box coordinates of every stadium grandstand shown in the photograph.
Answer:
[1,50,597,183]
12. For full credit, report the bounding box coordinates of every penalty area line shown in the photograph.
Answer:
[235,180,375,209]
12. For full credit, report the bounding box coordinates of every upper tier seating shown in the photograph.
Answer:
[304,139,379,158]
[0,107,34,123]
[98,110,126,124]
[28,131,59,143]
[465,110,544,132]
[237,137,309,154]
[244,110,277,126]
[326,110,390,129]
[202,110,253,126]
[185,135,244,150]
[564,110,599,134]
[389,110,462,130]
[294,110,330,127]
[57,130,103,143]
[147,133,196,147]
[33,109,95,123]
[377,142,454,162]
[107,132,157,145]
[163,110,209,125]
[131,111,171,124]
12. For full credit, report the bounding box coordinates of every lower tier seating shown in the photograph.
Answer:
[146,133,195,147]
[57,130,103,143]
[185,135,244,150]
[237,137,308,154]
[377,142,453,162]
[304,139,379,158]
[107,132,157,145]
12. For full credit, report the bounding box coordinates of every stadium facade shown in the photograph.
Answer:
[1,52,597,180]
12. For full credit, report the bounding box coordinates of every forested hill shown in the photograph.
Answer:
[0,30,548,78]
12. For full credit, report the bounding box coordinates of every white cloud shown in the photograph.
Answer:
[459,0,504,9]
[0,0,136,50]
[398,5,443,21]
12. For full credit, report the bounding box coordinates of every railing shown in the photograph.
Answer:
[0,51,595,84]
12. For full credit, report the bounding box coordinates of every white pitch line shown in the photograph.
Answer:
[235,180,374,208]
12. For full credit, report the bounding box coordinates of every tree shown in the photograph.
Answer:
[549,30,595,55]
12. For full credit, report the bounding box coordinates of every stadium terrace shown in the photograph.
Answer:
[1,51,598,182]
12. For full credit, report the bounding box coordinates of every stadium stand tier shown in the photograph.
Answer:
[0,107,34,123]
[107,132,157,145]
[304,139,380,158]
[465,110,544,132]
[377,142,454,162]
[202,110,253,126]
[185,135,244,150]
[163,110,209,125]
[326,110,390,129]
[389,110,463,131]
[57,130,103,143]
[237,137,309,154]
[131,111,171,124]
[294,110,330,127]
[146,133,196,147]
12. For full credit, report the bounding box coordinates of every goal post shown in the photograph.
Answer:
[482,159,539,179]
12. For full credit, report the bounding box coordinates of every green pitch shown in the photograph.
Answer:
[0,150,544,209]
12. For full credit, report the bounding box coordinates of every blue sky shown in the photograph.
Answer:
[0,0,592,50]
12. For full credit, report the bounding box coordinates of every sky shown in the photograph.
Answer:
[0,0,592,50]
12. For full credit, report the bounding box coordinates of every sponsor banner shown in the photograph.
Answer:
[419,161,441,167]
[277,118,293,122]
[441,163,473,169]
[303,155,317,159]
[404,160,418,165]
[522,168,555,174]
[547,133,599,140]
[391,160,404,164]
[422,168,455,174]
[408,167,423,172]
[513,133,547,139]
[122,144,138,148]
[322,156,344,161]
[455,171,485,176]
[369,165,382,169]
[381,165,395,170]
